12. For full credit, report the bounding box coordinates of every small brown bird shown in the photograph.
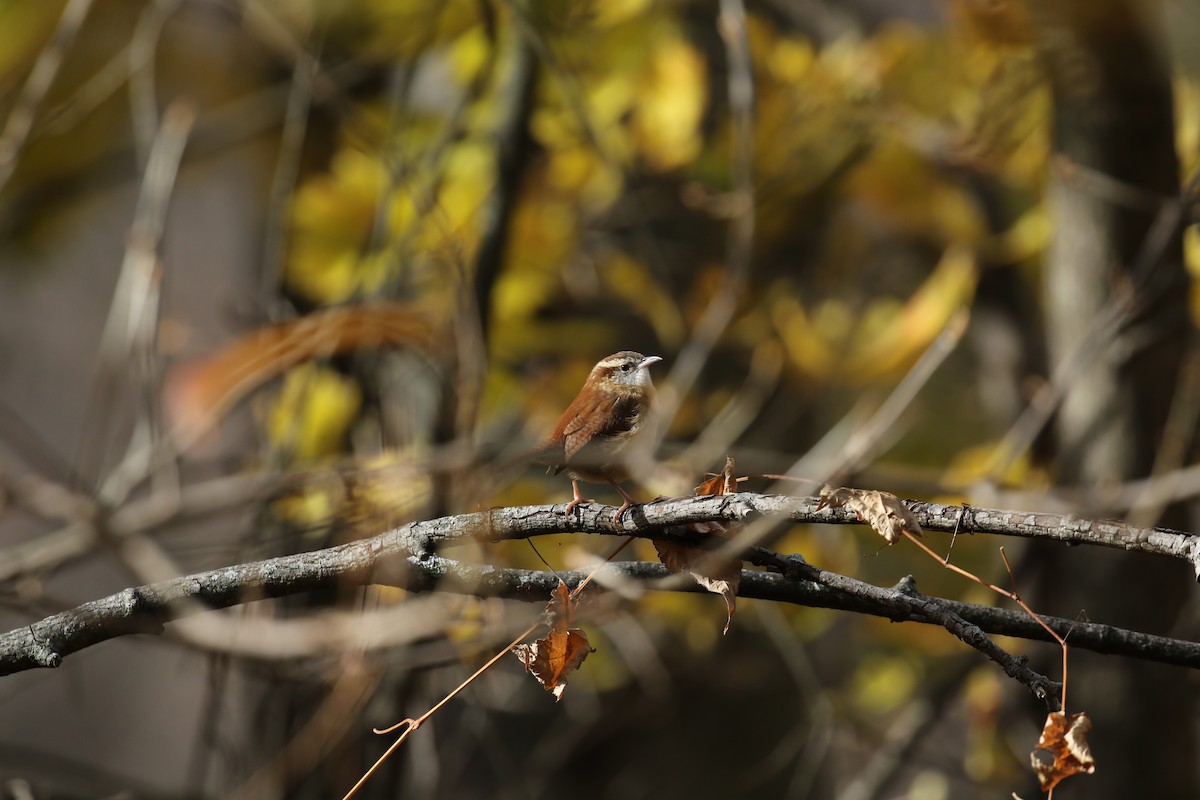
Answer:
[534,351,662,520]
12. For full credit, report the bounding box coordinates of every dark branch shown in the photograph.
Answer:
[1,494,1197,709]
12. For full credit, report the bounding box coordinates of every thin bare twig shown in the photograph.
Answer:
[128,0,181,168]
[259,41,319,306]
[230,657,379,800]
[0,0,96,195]
[343,531,631,798]
[701,310,968,567]
[903,530,1071,710]
[988,168,1200,478]
[82,101,195,502]
[826,309,970,484]
[653,0,757,445]
[340,621,539,800]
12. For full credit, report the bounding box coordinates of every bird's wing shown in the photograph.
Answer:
[559,393,639,462]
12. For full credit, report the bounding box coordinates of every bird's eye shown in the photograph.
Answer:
[620,363,632,372]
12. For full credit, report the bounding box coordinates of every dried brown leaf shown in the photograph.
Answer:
[1030,711,1095,792]
[544,581,574,632]
[818,485,923,544]
[513,628,595,701]
[513,581,595,700]
[654,457,742,634]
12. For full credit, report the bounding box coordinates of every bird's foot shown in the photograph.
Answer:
[611,481,641,523]
[564,480,595,516]
[613,499,638,523]
[563,496,596,516]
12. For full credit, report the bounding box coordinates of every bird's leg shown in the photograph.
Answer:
[563,479,595,516]
[610,481,640,522]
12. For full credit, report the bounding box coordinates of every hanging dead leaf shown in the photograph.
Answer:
[544,581,574,632]
[513,582,595,701]
[1030,711,1095,792]
[818,485,923,544]
[654,456,743,634]
[513,628,595,701]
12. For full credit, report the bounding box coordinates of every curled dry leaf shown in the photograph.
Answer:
[1031,711,1095,792]
[164,304,434,446]
[818,485,923,544]
[653,456,742,634]
[513,582,595,701]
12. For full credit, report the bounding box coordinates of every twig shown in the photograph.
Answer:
[987,167,1200,478]
[676,341,783,470]
[903,529,1071,710]
[128,0,181,168]
[229,656,378,800]
[1000,546,1070,710]
[747,549,1060,708]
[0,470,275,583]
[342,529,631,798]
[785,309,968,491]
[826,309,969,484]
[0,0,96,196]
[6,489,1199,590]
[340,621,540,800]
[82,101,195,502]
[653,0,757,438]
[682,312,969,576]
[259,41,319,305]
[1127,343,1200,526]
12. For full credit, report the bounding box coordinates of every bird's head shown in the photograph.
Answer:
[589,351,662,394]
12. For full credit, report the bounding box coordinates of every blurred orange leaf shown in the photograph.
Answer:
[165,304,434,446]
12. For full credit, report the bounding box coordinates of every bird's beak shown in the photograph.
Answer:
[639,355,663,369]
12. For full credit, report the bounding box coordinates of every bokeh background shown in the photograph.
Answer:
[1,0,1198,798]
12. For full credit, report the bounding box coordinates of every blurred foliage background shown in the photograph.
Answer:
[0,0,1198,798]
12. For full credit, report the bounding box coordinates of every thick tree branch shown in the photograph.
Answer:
[3,495,1199,705]
[459,493,1200,574]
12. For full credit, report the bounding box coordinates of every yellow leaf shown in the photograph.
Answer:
[842,246,976,379]
[0,3,63,83]
[849,138,988,245]
[360,0,482,59]
[767,37,815,83]
[772,292,838,379]
[633,38,706,169]
[995,206,1049,263]
[266,364,362,460]
[589,0,652,27]
[600,253,686,347]
[943,441,1033,489]
[852,654,920,715]
[447,24,492,83]
[287,148,386,304]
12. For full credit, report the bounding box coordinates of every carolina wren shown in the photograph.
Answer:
[534,351,662,520]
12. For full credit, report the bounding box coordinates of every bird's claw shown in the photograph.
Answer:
[613,500,638,523]
[564,497,595,516]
